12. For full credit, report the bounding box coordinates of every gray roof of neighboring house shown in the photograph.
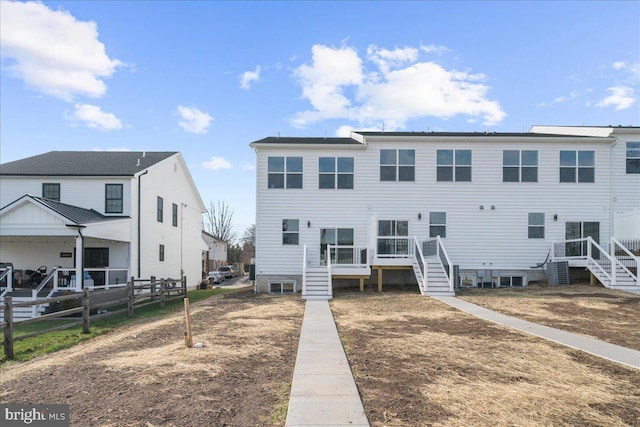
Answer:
[355,131,597,138]
[0,151,177,176]
[250,137,361,145]
[1,195,129,224]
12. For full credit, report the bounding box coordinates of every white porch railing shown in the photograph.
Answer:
[56,267,129,291]
[611,238,639,286]
[327,246,368,267]
[552,237,618,287]
[302,244,308,296]
[422,236,454,292]
[412,237,426,292]
[327,247,333,297]
[376,236,412,258]
[0,266,13,298]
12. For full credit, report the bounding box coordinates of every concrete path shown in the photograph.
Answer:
[285,300,369,427]
[433,296,640,370]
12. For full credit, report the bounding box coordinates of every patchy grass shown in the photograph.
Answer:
[2,287,235,363]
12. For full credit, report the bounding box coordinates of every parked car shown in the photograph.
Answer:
[218,266,235,279]
[208,271,224,285]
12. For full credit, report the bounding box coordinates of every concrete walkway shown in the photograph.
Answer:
[433,296,640,370]
[285,300,369,427]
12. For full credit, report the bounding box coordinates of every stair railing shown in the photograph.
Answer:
[586,237,615,286]
[0,266,13,298]
[412,237,426,293]
[436,236,454,292]
[302,245,307,296]
[611,238,639,286]
[327,245,333,297]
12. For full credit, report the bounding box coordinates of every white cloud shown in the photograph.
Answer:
[239,66,261,90]
[420,44,450,55]
[177,105,212,134]
[242,162,256,171]
[202,157,232,170]
[68,104,122,131]
[291,43,505,129]
[596,86,636,111]
[0,1,122,101]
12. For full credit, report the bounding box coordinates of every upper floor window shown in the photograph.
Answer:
[172,203,178,227]
[42,183,60,201]
[503,150,538,182]
[157,196,164,222]
[319,157,354,189]
[268,157,303,189]
[159,244,165,261]
[528,213,545,239]
[627,142,640,174]
[282,219,299,245]
[105,184,123,214]
[560,150,594,183]
[380,149,415,182]
[437,149,471,182]
[429,212,447,238]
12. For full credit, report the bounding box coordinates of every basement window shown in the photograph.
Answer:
[499,276,524,287]
[269,281,296,294]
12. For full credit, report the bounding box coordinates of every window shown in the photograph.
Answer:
[377,220,409,255]
[627,142,640,174]
[42,183,60,201]
[157,197,163,222]
[528,213,545,239]
[159,244,165,262]
[268,157,303,189]
[105,184,123,214]
[560,150,594,183]
[319,157,354,189]
[269,281,296,294]
[437,149,471,181]
[282,219,299,245]
[429,212,447,238]
[499,276,524,287]
[172,203,178,227]
[380,149,415,182]
[503,150,538,182]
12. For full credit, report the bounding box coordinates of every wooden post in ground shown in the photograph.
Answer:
[160,279,166,308]
[3,296,14,360]
[82,288,90,334]
[359,277,364,292]
[377,268,383,293]
[590,272,595,285]
[183,298,193,348]
[128,276,135,317]
[150,276,156,301]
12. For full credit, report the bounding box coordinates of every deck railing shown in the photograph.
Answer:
[56,267,129,291]
[553,237,615,285]
[0,267,13,298]
[611,238,639,286]
[412,237,426,292]
[302,245,307,296]
[376,236,412,258]
[327,246,368,266]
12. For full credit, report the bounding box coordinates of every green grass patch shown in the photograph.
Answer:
[1,287,234,364]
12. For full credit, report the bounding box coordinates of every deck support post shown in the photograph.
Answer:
[377,268,383,293]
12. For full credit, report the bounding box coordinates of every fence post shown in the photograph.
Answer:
[128,276,134,317]
[150,276,156,302]
[82,288,90,334]
[160,279,166,308]
[183,276,187,297]
[4,296,14,360]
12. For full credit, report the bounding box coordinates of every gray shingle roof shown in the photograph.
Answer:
[355,131,597,138]
[250,137,361,145]
[0,151,177,176]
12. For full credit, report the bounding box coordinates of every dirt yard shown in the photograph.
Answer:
[0,287,305,426]
[1,283,639,426]
[331,284,640,427]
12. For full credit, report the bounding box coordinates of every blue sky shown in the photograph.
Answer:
[1,1,639,236]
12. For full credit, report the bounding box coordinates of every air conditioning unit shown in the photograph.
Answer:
[547,261,570,285]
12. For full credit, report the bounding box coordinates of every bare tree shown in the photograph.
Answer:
[241,224,255,265]
[205,200,237,244]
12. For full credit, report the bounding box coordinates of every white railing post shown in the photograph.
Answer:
[302,245,307,296]
[587,236,592,260]
[327,244,333,297]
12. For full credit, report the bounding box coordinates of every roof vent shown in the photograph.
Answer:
[136,159,140,166]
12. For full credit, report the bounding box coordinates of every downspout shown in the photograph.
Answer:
[610,140,617,243]
[137,170,149,278]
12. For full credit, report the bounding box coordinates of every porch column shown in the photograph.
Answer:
[75,235,83,292]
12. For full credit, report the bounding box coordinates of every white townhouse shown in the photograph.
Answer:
[250,127,640,299]
[202,230,228,272]
[0,151,208,297]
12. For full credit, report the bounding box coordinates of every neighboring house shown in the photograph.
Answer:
[250,127,640,299]
[0,151,208,297]
[202,231,228,273]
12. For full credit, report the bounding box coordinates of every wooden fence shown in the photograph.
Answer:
[1,276,186,360]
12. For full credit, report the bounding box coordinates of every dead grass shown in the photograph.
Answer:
[332,288,640,426]
[457,283,640,350]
